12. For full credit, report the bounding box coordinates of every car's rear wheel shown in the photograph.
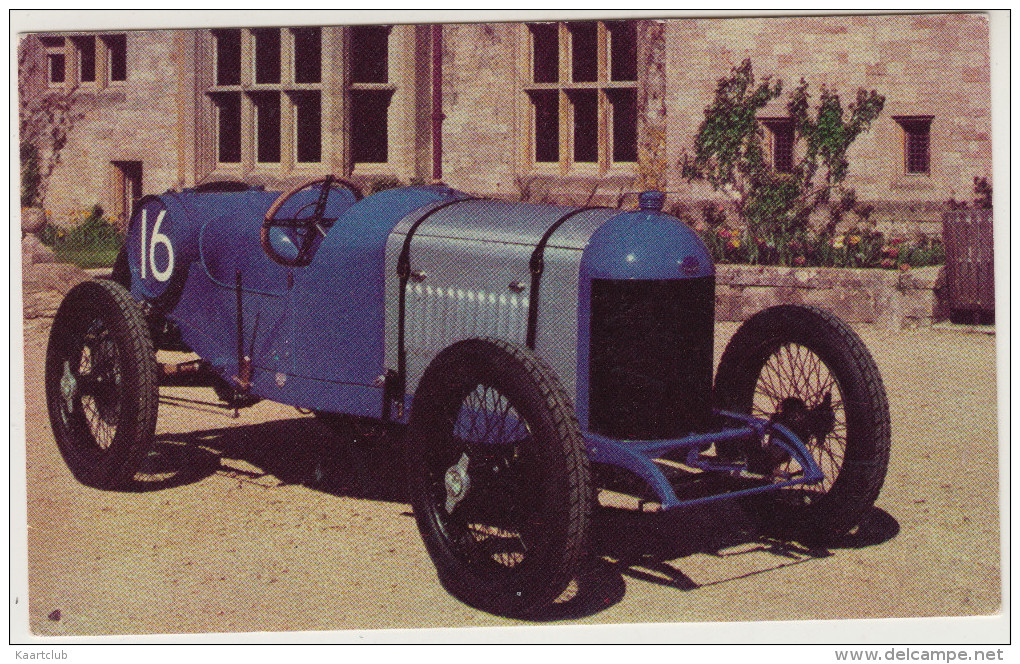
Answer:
[714,305,891,542]
[406,338,593,617]
[45,280,159,490]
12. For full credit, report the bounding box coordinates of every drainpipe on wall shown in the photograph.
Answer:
[431,23,444,182]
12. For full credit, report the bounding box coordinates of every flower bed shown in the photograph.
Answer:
[696,224,945,271]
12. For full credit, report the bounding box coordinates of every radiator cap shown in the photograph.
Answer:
[638,190,665,212]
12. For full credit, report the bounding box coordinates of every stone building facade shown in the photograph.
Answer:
[19,13,991,232]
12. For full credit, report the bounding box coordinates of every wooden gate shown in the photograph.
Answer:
[942,209,994,324]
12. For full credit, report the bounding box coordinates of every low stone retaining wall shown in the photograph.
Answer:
[715,264,947,329]
[20,248,946,330]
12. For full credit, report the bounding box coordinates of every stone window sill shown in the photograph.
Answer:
[891,176,935,191]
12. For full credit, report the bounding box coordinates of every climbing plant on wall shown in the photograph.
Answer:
[18,35,84,208]
[681,59,885,238]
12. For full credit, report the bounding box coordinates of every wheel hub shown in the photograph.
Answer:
[444,453,471,514]
[752,393,837,476]
[774,393,836,444]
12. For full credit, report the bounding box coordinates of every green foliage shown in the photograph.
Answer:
[20,142,42,207]
[973,177,993,209]
[682,60,781,199]
[39,205,124,269]
[682,59,885,237]
[948,176,993,210]
[19,36,84,207]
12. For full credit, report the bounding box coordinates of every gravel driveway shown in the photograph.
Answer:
[15,317,1002,641]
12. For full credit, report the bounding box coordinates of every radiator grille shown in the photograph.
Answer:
[589,277,715,439]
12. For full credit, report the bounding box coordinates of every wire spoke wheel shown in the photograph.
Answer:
[715,305,891,541]
[432,383,536,571]
[64,320,125,450]
[407,339,592,617]
[45,280,158,490]
[752,342,847,499]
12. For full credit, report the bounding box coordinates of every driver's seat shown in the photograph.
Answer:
[262,179,361,267]
[266,226,302,264]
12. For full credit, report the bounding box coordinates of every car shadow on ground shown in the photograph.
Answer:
[532,503,900,621]
[133,404,900,622]
[135,411,408,503]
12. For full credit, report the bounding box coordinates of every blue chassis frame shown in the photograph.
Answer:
[584,409,825,510]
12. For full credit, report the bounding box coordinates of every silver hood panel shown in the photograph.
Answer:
[384,200,619,399]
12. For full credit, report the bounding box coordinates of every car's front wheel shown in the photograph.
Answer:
[405,338,593,617]
[714,305,891,542]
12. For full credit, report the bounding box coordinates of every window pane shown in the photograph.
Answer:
[608,88,637,162]
[905,124,930,173]
[106,35,127,81]
[294,91,322,163]
[528,90,559,163]
[214,93,241,163]
[773,123,795,173]
[214,29,241,86]
[351,89,392,163]
[254,29,281,84]
[75,37,96,82]
[351,26,390,84]
[293,27,321,84]
[570,89,598,163]
[896,117,932,174]
[253,92,281,162]
[48,54,65,84]
[529,23,558,83]
[608,21,637,82]
[569,22,598,83]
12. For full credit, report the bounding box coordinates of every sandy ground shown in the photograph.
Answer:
[16,317,1002,640]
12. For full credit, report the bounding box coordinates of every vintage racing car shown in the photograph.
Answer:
[45,177,891,617]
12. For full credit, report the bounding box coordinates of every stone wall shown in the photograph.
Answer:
[435,13,991,210]
[439,22,520,198]
[39,31,185,228]
[715,264,947,329]
[658,13,991,204]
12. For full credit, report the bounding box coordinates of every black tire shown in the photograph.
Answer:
[714,305,891,541]
[110,246,130,289]
[45,280,159,490]
[406,338,593,617]
[108,246,191,352]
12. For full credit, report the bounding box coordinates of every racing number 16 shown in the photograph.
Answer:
[139,208,175,282]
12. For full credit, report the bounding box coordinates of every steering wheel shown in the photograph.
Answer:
[261,175,363,267]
